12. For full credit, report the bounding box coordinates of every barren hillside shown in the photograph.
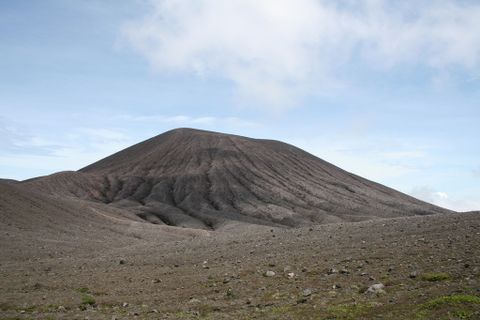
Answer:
[20,128,451,230]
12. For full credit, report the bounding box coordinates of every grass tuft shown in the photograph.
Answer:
[415,294,480,320]
[81,294,96,306]
[76,287,90,294]
[420,272,450,282]
[422,295,480,310]
[326,302,375,319]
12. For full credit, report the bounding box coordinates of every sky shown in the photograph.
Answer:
[0,0,479,211]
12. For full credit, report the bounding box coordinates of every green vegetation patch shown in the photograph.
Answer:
[81,294,96,306]
[326,302,376,320]
[76,287,90,294]
[420,272,450,282]
[269,305,292,315]
[263,304,317,319]
[416,294,480,320]
[0,304,37,313]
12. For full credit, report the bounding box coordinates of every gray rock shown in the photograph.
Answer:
[340,268,349,274]
[327,268,338,275]
[366,283,386,295]
[302,288,312,297]
[264,270,275,277]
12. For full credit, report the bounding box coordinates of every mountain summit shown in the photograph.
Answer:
[22,128,450,229]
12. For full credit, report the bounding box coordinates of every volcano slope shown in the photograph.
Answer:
[21,128,449,230]
[1,128,479,320]
[0,181,207,262]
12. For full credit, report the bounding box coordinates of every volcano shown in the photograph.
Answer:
[19,128,450,230]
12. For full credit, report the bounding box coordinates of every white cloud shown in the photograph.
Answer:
[0,121,134,180]
[473,167,480,178]
[410,186,480,212]
[381,150,426,160]
[287,135,426,182]
[118,114,216,125]
[116,114,259,127]
[79,128,129,143]
[123,0,480,109]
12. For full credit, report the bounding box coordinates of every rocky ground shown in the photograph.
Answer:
[1,212,479,320]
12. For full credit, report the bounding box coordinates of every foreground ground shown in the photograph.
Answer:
[1,212,479,319]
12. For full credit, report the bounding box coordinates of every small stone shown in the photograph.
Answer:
[122,302,129,307]
[340,268,349,274]
[332,284,341,289]
[327,268,338,275]
[366,283,386,295]
[409,271,418,279]
[287,272,295,279]
[302,288,312,297]
[226,288,235,298]
[264,270,276,277]
[189,298,201,304]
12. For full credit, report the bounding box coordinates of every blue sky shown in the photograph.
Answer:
[0,0,479,211]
